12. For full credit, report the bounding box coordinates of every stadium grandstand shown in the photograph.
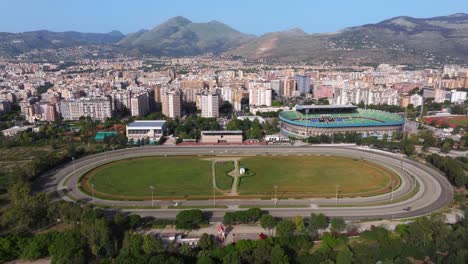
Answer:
[279,105,405,138]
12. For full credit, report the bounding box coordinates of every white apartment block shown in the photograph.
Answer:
[60,97,112,121]
[200,93,219,118]
[249,86,272,107]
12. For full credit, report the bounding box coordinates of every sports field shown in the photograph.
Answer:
[82,155,398,200]
[238,156,397,197]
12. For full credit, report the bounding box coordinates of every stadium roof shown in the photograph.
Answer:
[280,108,404,128]
[295,104,358,111]
[127,120,166,128]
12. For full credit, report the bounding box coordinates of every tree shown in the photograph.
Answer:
[199,233,215,250]
[441,141,453,153]
[176,209,204,230]
[336,247,354,264]
[260,214,276,236]
[308,213,328,235]
[294,215,306,233]
[48,229,87,264]
[80,218,114,257]
[276,219,296,237]
[270,244,289,264]
[331,218,346,233]
[142,234,163,255]
[403,142,415,156]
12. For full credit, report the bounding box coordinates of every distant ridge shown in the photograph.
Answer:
[0,13,468,65]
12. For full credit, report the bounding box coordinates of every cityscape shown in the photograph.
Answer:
[0,1,467,264]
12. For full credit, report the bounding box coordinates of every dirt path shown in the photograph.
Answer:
[206,157,241,196]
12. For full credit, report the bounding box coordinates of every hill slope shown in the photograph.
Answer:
[0,30,124,57]
[118,16,255,56]
[228,13,468,65]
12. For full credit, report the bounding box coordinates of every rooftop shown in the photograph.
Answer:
[127,120,167,128]
[201,130,243,135]
[295,104,358,111]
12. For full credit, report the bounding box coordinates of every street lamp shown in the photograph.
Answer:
[335,184,340,205]
[91,183,95,202]
[72,156,76,175]
[390,181,394,202]
[274,185,278,207]
[150,185,154,207]
[213,188,216,208]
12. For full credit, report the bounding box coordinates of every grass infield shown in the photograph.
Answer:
[81,155,399,200]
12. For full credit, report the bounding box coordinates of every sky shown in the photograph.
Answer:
[2,0,468,35]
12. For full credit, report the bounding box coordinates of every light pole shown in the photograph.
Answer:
[335,184,340,205]
[91,183,95,202]
[213,188,216,208]
[72,157,76,175]
[150,185,154,207]
[274,185,278,207]
[390,181,394,202]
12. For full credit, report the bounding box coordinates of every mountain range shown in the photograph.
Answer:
[1,13,468,65]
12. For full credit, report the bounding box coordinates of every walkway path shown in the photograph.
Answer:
[208,157,241,196]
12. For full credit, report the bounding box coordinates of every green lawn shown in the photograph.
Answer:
[87,157,213,197]
[238,156,395,197]
[214,161,234,191]
[85,155,397,199]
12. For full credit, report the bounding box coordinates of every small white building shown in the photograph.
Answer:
[126,120,167,144]
[1,125,34,137]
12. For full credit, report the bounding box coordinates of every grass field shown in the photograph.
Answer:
[84,156,213,198]
[214,161,234,191]
[83,155,398,200]
[238,156,397,197]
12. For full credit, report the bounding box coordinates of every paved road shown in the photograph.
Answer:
[35,145,454,221]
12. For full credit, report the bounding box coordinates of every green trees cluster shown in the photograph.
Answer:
[226,117,279,140]
[175,209,207,230]
[167,115,220,140]
[426,153,467,187]
[223,208,262,225]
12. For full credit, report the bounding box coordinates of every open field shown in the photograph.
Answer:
[238,156,398,197]
[82,155,398,200]
[83,156,213,198]
[214,161,234,191]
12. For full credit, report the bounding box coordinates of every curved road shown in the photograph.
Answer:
[36,145,454,221]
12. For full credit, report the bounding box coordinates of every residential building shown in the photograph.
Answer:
[200,93,219,118]
[161,90,182,118]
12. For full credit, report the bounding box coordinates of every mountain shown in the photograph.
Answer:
[1,14,468,64]
[0,30,125,57]
[228,13,468,65]
[118,16,255,56]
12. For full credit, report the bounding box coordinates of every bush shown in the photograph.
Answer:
[223,208,262,225]
[176,210,205,230]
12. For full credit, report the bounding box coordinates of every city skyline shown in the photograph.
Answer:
[2,0,468,35]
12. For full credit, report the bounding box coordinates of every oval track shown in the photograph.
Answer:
[42,145,453,220]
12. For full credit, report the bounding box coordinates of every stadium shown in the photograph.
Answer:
[279,105,405,138]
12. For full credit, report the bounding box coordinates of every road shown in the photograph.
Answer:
[34,145,454,221]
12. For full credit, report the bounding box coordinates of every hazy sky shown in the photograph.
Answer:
[3,0,468,35]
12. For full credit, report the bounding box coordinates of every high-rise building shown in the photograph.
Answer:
[270,80,284,96]
[295,75,311,94]
[200,93,219,118]
[249,86,272,106]
[60,97,112,121]
[284,78,296,97]
[130,92,150,117]
[161,90,182,118]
